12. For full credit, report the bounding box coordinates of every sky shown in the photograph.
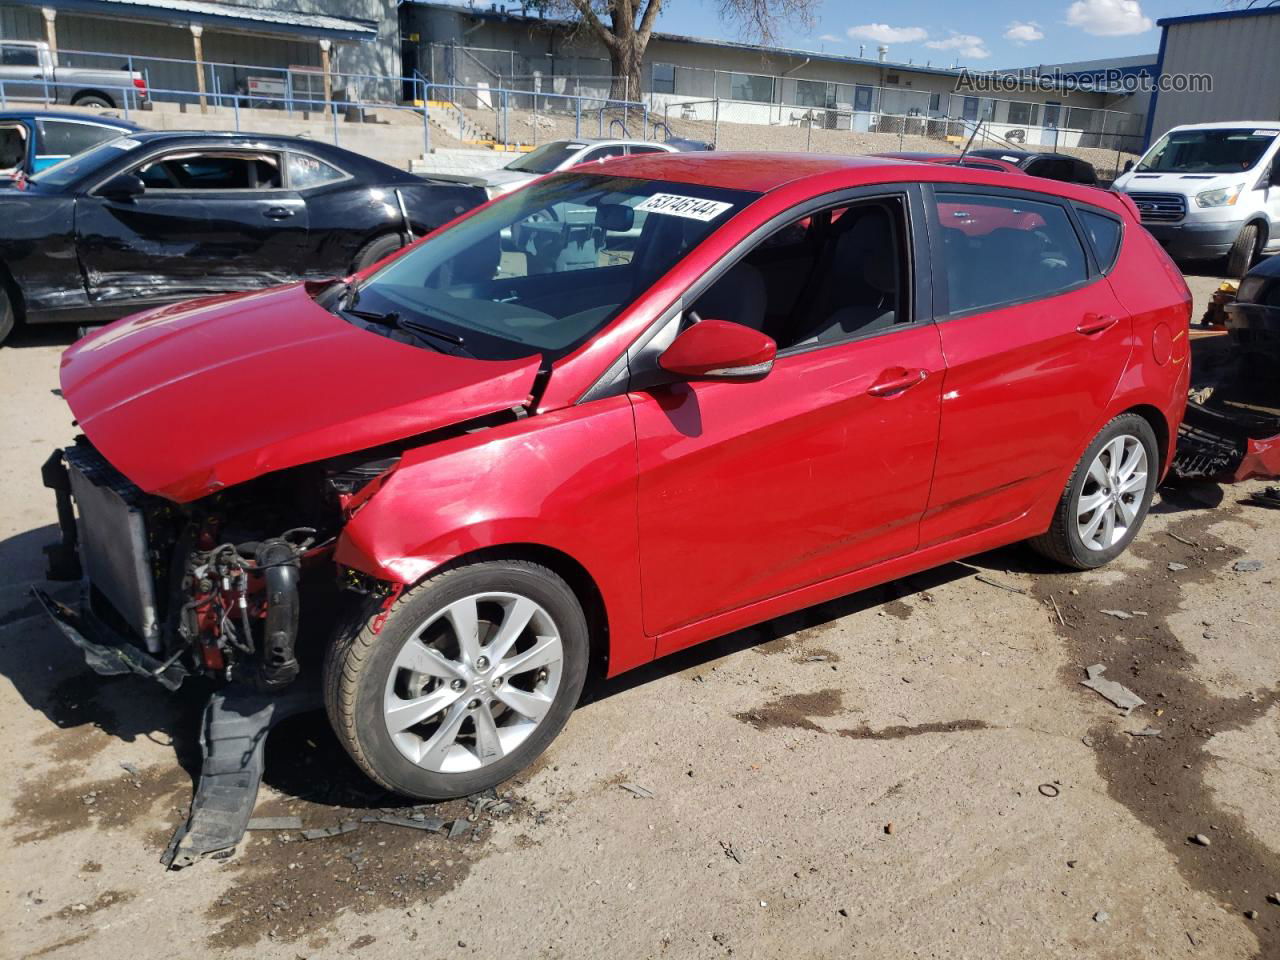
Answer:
[644,0,1224,68]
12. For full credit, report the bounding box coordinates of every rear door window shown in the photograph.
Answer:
[1076,208,1122,272]
[287,152,345,189]
[934,191,1088,314]
[0,123,26,171]
[36,119,123,160]
[579,145,626,164]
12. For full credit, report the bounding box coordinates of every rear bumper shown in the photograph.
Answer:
[1143,220,1242,260]
[31,587,187,690]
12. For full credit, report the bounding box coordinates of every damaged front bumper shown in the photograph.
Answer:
[30,587,187,691]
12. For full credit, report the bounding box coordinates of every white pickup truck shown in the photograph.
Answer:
[0,39,147,109]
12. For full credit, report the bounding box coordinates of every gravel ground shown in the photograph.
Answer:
[4,272,1280,960]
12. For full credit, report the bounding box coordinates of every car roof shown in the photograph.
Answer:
[569,150,1128,212]
[0,110,141,128]
[547,138,672,149]
[1165,121,1280,132]
[969,149,1088,164]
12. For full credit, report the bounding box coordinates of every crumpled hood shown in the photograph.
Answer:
[60,283,541,502]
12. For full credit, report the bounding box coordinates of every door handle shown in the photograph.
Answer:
[1076,313,1119,336]
[263,206,295,220]
[867,368,928,397]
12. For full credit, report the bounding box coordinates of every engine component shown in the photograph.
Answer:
[256,538,301,690]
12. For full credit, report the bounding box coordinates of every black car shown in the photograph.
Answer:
[966,149,1099,186]
[1225,254,1280,363]
[0,131,485,343]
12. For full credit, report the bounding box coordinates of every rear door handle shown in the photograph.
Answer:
[263,206,295,220]
[867,368,928,397]
[1076,313,1119,336]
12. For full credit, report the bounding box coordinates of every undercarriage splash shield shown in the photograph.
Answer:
[162,681,322,869]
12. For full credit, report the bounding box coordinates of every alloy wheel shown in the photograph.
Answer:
[382,592,564,773]
[1076,434,1148,551]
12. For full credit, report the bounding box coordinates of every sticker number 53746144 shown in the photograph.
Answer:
[635,193,734,222]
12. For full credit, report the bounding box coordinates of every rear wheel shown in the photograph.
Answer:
[70,92,113,109]
[351,233,405,273]
[324,560,589,800]
[1030,414,1158,569]
[0,285,14,346]
[1225,223,1260,279]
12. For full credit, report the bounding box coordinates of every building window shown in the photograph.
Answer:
[1007,101,1034,125]
[793,79,829,108]
[929,92,941,112]
[727,72,774,103]
[652,62,675,95]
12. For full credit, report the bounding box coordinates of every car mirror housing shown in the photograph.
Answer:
[658,319,776,381]
[97,173,145,200]
[1122,159,1134,174]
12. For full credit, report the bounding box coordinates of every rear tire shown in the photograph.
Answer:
[1226,223,1260,279]
[70,93,113,109]
[351,233,405,273]
[0,285,14,346]
[324,560,589,800]
[1029,413,1158,570]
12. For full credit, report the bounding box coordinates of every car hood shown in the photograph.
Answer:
[1114,170,1255,194]
[421,168,532,191]
[59,283,541,503]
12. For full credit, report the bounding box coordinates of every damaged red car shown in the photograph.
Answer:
[38,152,1191,805]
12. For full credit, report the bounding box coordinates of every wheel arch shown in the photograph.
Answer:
[406,542,612,681]
[1121,402,1172,472]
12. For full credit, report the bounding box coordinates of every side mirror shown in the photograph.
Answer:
[97,172,144,200]
[658,319,776,381]
[1122,159,1134,174]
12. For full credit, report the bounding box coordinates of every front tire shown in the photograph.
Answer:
[1030,413,1158,570]
[324,560,589,800]
[1226,223,1260,279]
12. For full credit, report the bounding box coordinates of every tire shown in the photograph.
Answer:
[324,560,590,800]
[1029,413,1159,570]
[1226,223,1260,279]
[351,233,405,273]
[70,93,113,109]
[0,285,13,346]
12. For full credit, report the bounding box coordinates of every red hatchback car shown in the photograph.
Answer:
[39,152,1190,801]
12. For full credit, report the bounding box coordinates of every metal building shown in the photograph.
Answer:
[1147,7,1280,146]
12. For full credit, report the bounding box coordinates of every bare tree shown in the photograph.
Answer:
[532,0,819,101]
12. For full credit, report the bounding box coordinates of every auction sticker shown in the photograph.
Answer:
[636,193,733,221]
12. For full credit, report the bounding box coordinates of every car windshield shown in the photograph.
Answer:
[346,172,758,361]
[1137,128,1278,174]
[29,134,141,187]
[504,141,585,174]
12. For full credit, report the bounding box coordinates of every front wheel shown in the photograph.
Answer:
[1030,413,1158,569]
[1225,223,1260,279]
[324,560,589,800]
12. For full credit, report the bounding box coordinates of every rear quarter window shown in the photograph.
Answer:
[1076,208,1122,272]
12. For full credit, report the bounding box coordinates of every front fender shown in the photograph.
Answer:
[334,393,653,674]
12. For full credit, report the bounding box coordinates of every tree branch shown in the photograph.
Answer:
[636,0,662,43]
[566,0,620,48]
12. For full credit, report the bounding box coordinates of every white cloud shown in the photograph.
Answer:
[818,33,844,43]
[1004,21,1045,44]
[924,32,992,59]
[848,23,929,44]
[1065,0,1153,36]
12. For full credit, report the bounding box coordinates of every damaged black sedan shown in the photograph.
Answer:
[0,130,485,344]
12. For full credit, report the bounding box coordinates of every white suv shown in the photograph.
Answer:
[1112,122,1280,276]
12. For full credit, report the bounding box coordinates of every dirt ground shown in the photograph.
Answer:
[4,271,1280,960]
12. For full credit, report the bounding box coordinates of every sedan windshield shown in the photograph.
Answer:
[1137,128,1278,174]
[29,134,141,188]
[347,172,757,360]
[504,141,584,174]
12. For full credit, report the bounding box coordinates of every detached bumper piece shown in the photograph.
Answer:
[162,681,321,870]
[1175,399,1280,483]
[31,588,187,691]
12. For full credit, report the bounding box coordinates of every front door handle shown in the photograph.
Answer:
[867,368,928,397]
[1077,313,1119,336]
[263,206,295,220]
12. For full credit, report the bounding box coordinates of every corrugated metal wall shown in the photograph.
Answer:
[1152,13,1280,138]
